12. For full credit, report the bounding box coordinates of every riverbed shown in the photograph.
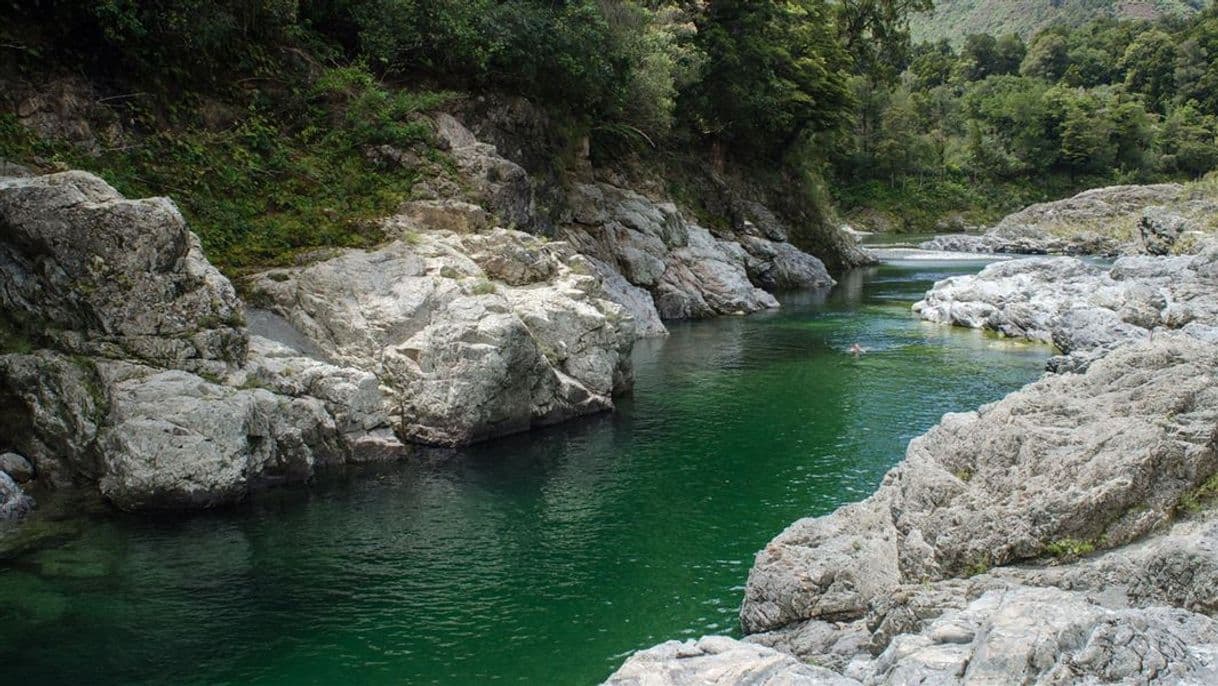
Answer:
[0,256,1048,685]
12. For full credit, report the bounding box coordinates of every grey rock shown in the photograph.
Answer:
[0,171,245,366]
[400,198,492,234]
[0,452,34,483]
[859,586,1218,685]
[432,113,536,229]
[1140,206,1191,255]
[921,183,1218,257]
[739,235,835,291]
[561,181,834,323]
[655,227,780,319]
[741,335,1218,634]
[0,351,105,487]
[605,636,861,686]
[0,471,34,520]
[246,226,634,447]
[913,246,1218,361]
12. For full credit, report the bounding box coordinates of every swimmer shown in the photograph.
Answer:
[849,343,865,357]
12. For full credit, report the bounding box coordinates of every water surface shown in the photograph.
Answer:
[0,258,1047,685]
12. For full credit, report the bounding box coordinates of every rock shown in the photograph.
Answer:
[0,351,106,488]
[432,113,536,229]
[94,357,384,509]
[738,235,835,291]
[857,586,1218,685]
[1140,206,1191,255]
[240,335,406,463]
[0,452,34,483]
[0,471,34,520]
[913,246,1218,363]
[741,335,1218,634]
[560,181,835,323]
[655,227,780,319]
[921,183,1218,256]
[0,171,245,366]
[400,198,492,234]
[246,226,634,447]
[604,636,861,686]
[0,170,413,510]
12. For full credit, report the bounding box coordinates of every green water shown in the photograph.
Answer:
[0,259,1047,685]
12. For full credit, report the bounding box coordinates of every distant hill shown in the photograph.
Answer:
[910,0,1207,45]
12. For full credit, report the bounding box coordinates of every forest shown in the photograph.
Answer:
[2,1,1217,252]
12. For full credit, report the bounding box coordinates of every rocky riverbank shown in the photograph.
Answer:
[0,112,844,515]
[609,238,1218,682]
[921,183,1218,257]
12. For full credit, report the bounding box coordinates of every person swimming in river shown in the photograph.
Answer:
[849,343,865,357]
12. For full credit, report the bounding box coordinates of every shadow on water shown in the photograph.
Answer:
[0,258,1048,685]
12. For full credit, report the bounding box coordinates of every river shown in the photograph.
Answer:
[0,255,1048,685]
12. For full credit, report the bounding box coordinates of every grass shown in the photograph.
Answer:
[1044,537,1097,559]
[0,66,455,274]
[1177,472,1218,515]
[468,279,497,296]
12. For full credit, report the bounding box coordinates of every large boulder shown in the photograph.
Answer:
[0,170,406,510]
[741,335,1218,634]
[0,171,245,366]
[921,182,1218,256]
[245,225,634,447]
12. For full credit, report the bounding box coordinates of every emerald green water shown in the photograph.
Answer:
[0,258,1047,685]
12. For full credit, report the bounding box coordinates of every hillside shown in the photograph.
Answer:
[911,0,1205,44]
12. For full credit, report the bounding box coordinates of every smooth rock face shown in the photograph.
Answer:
[246,227,634,447]
[0,171,245,366]
[742,335,1218,635]
[921,183,1217,256]
[604,636,861,686]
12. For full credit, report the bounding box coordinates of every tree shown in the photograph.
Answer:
[835,0,934,82]
[1021,32,1069,81]
[1158,103,1218,177]
[686,0,853,157]
[1120,29,1177,112]
[1060,103,1114,174]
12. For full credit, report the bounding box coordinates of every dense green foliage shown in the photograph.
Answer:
[837,4,1218,229]
[910,0,1205,45]
[0,71,448,270]
[3,0,911,268]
